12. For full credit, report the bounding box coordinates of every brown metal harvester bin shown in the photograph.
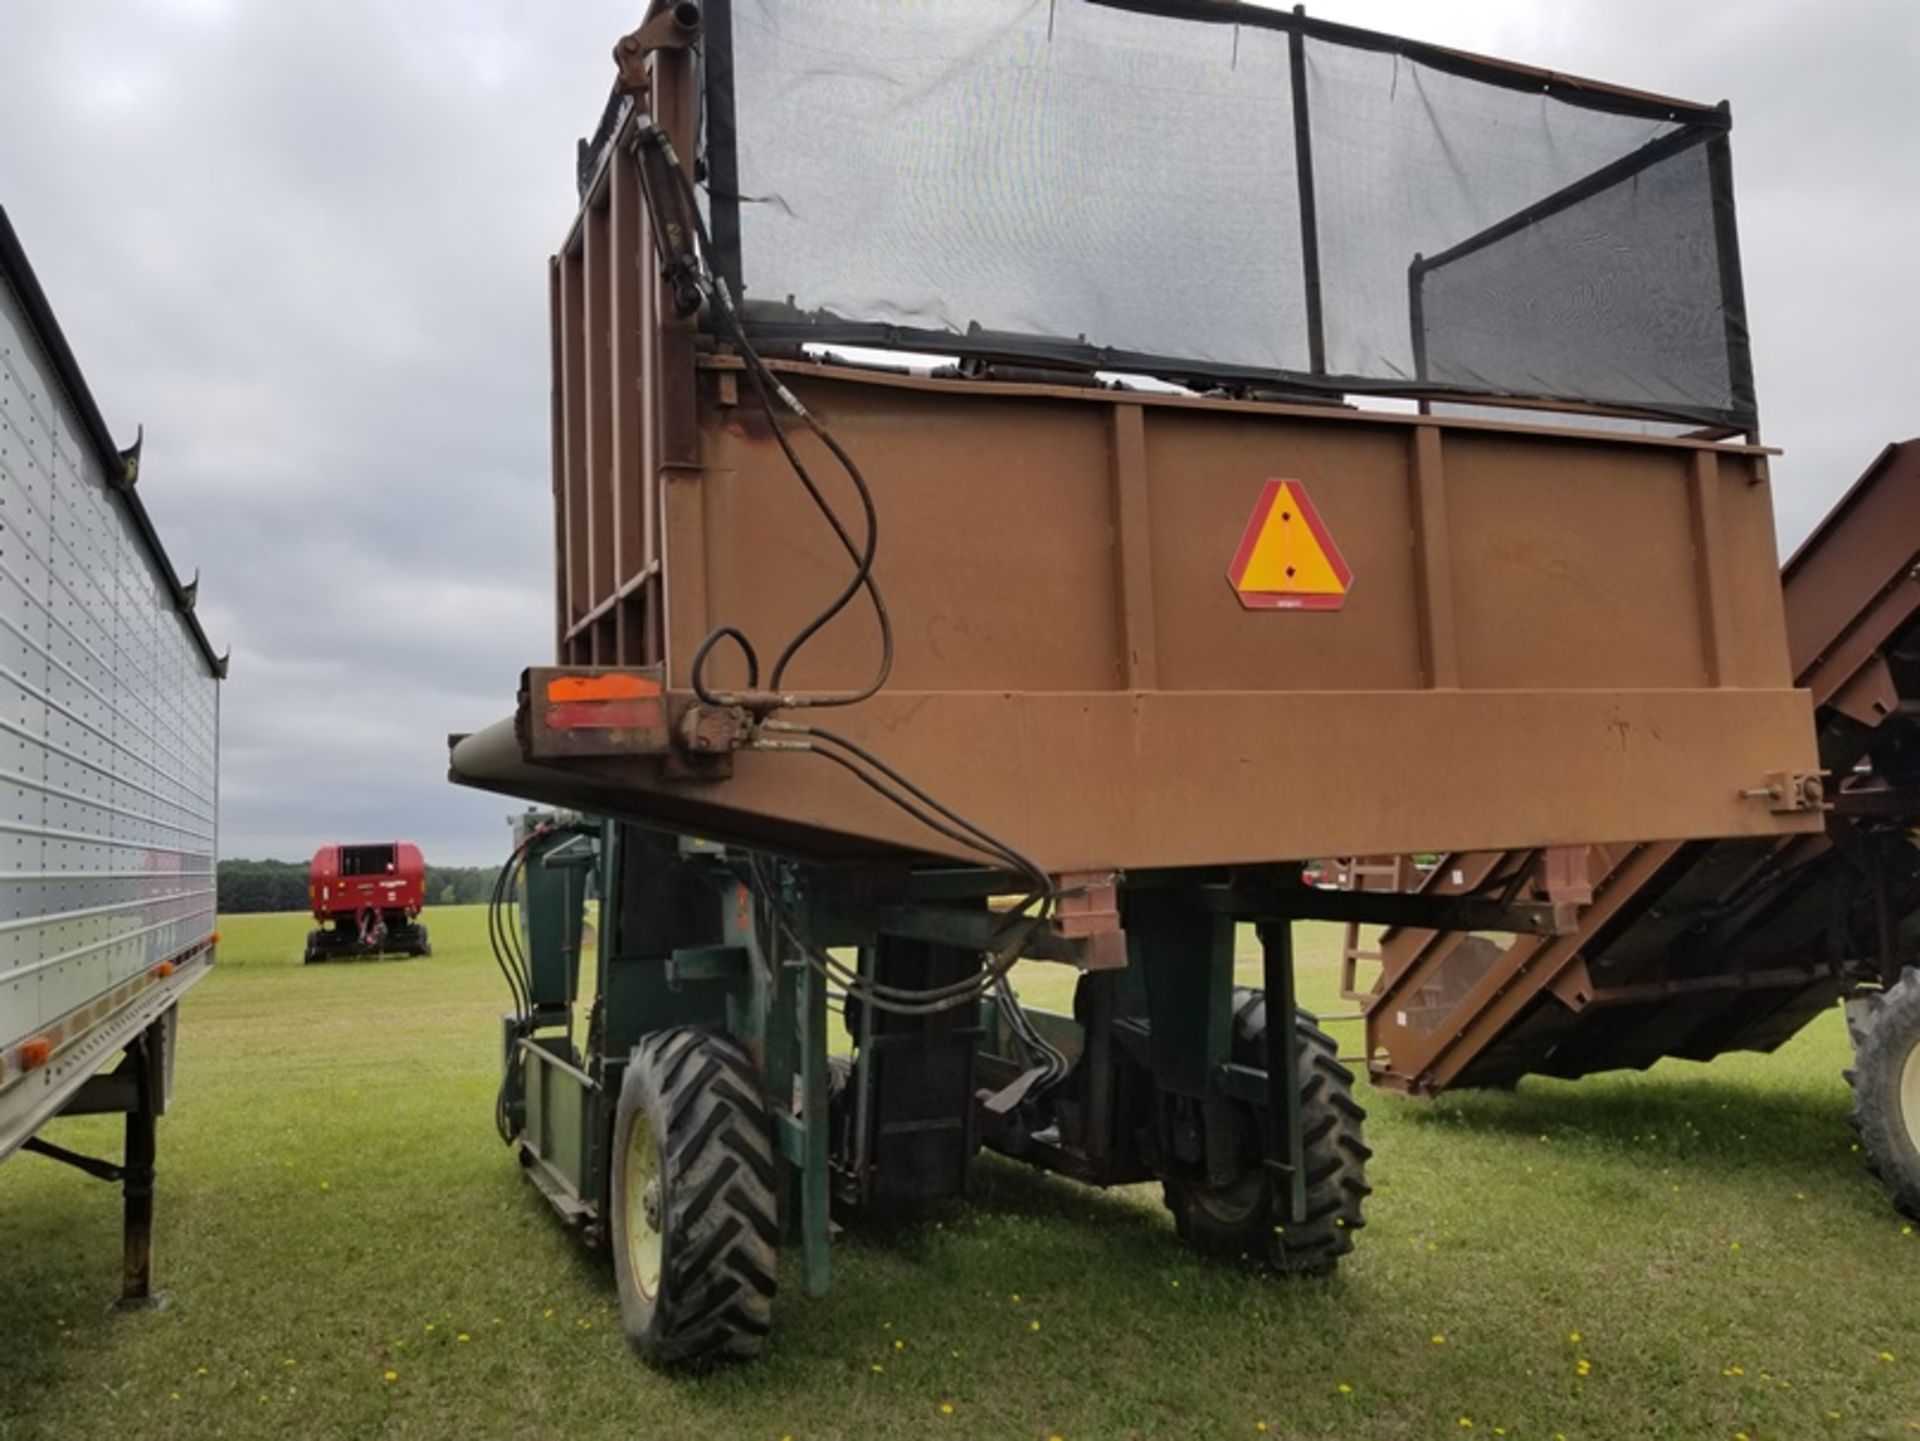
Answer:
[454,216,1820,870]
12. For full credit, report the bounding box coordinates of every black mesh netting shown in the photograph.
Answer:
[702,0,1754,428]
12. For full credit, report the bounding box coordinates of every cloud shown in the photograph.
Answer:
[3,0,1912,863]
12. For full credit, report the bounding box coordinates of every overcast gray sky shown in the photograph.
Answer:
[3,0,1914,865]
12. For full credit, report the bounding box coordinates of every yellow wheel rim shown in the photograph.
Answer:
[624,1110,664,1300]
[1901,1035,1920,1156]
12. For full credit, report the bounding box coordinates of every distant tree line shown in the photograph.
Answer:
[217,858,502,914]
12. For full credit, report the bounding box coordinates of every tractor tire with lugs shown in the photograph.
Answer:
[1162,989,1371,1277]
[610,1027,779,1366]
[1845,968,1920,1221]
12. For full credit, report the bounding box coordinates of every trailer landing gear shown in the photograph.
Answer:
[18,1016,172,1310]
[1847,969,1920,1220]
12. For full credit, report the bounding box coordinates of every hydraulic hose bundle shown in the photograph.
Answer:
[622,122,1071,1083]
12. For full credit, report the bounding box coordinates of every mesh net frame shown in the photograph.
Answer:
[694,0,1757,431]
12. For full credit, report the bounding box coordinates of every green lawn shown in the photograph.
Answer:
[2,905,1916,1440]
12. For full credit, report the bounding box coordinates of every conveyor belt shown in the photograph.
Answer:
[1362,440,1920,1093]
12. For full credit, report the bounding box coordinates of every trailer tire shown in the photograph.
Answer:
[1846,969,1920,1221]
[1161,991,1371,1277]
[610,1027,779,1367]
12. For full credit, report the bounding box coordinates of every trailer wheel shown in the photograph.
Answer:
[1162,992,1371,1277]
[1846,969,1920,1220]
[609,1027,779,1367]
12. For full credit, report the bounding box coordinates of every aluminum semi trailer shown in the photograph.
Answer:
[0,205,224,1305]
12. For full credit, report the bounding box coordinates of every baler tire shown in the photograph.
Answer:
[609,1027,779,1368]
[1846,969,1920,1221]
[1162,992,1371,1278]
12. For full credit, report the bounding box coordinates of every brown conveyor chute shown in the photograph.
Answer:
[1356,439,1920,1094]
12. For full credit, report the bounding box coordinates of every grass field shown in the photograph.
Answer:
[3,905,1917,1440]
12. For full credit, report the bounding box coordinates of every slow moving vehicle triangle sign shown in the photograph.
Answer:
[1226,478,1352,611]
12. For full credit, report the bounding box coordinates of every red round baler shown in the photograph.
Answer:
[305,842,431,963]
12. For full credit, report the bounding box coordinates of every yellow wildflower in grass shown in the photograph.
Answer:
[1432,1334,1448,1345]
[1567,1332,1581,1344]
[457,1333,471,1344]
[1255,1425,1268,1435]
[1029,1319,1042,1332]
[1337,1383,1353,1395]
[1458,1418,1474,1429]
[940,1403,955,1416]
[1576,1359,1592,1377]
[870,1363,884,1375]
[425,1324,435,1333]
[1010,1294,1021,1304]
[1881,1351,1898,1363]
[543,1309,554,1319]
[383,1371,398,1383]
[195,1367,209,1377]
[1729,1241,1741,1252]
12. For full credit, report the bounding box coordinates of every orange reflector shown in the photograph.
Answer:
[546,672,662,704]
[151,960,177,979]
[19,1036,52,1070]
[210,930,221,944]
[1227,478,1353,611]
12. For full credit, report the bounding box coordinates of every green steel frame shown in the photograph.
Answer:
[495,809,1545,1326]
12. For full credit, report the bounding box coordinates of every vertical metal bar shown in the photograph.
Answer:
[116,1028,158,1308]
[1409,426,1459,688]
[1288,10,1327,376]
[702,0,746,308]
[559,244,590,657]
[1407,252,1431,415]
[1083,970,1115,1166]
[1688,448,1732,687]
[609,148,646,664]
[1705,122,1758,438]
[1107,403,1159,690]
[851,943,877,1198]
[1257,921,1307,1224]
[799,900,832,1298]
[547,259,568,660]
[583,194,615,660]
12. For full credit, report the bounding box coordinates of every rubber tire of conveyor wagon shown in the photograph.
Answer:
[1162,991,1371,1277]
[410,924,431,958]
[610,1027,779,1367]
[1846,969,1920,1221]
